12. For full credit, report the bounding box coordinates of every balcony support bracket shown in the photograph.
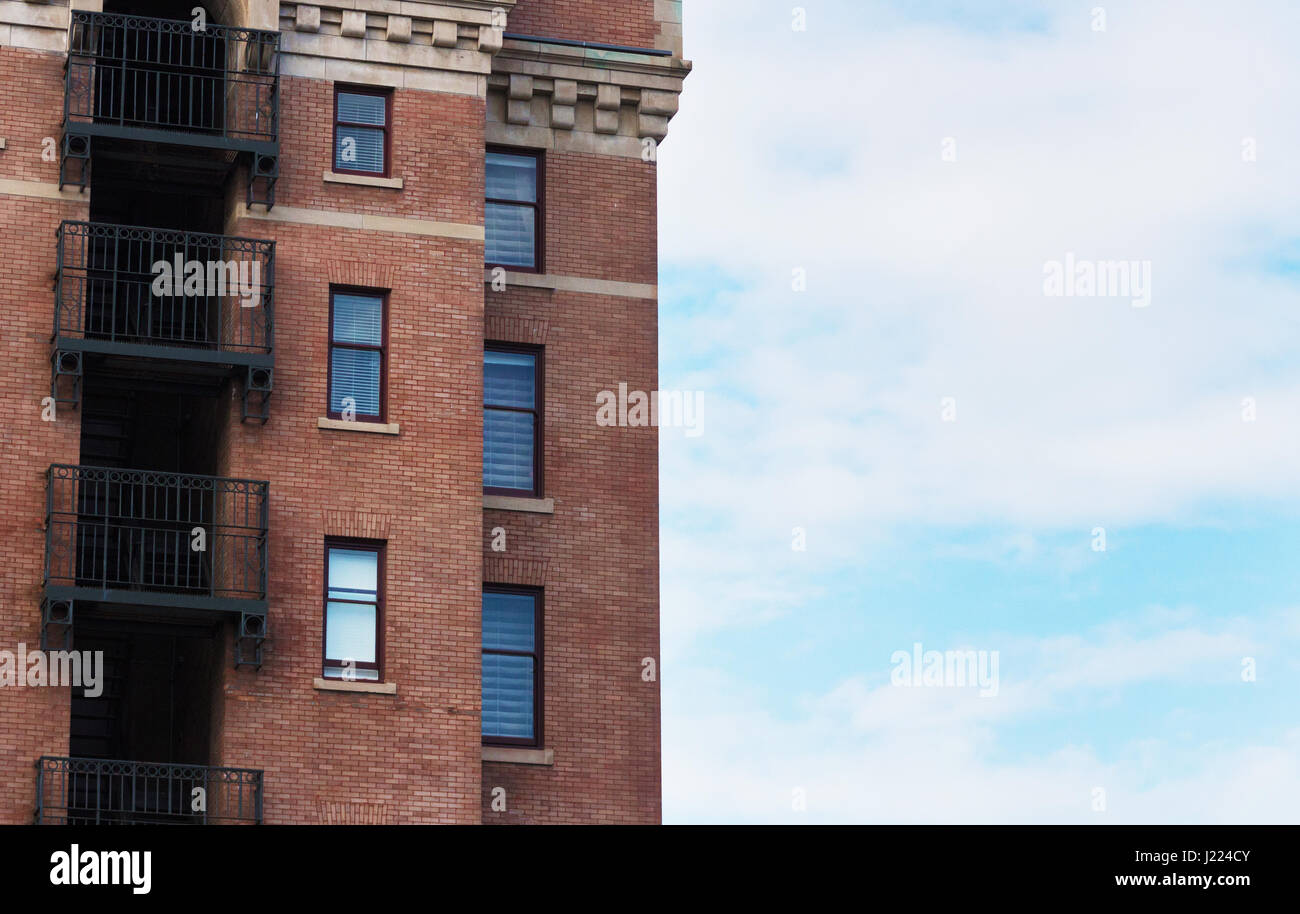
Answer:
[58,133,90,192]
[235,612,266,670]
[242,365,272,423]
[50,349,82,411]
[40,598,74,652]
[247,153,279,209]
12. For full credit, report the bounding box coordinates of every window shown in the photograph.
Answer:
[329,289,386,421]
[323,541,383,681]
[484,344,541,495]
[482,586,542,745]
[334,87,391,176]
[485,149,541,270]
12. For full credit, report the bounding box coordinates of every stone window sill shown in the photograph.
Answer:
[324,170,404,189]
[313,677,397,695]
[318,417,400,435]
[482,746,554,766]
[483,495,554,514]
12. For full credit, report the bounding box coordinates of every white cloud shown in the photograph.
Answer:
[663,612,1299,823]
[659,0,1300,536]
[654,0,1300,821]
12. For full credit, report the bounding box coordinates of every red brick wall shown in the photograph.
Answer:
[481,152,661,823]
[0,29,664,826]
[274,76,483,224]
[209,80,487,824]
[508,0,659,49]
[543,152,658,284]
[0,47,85,824]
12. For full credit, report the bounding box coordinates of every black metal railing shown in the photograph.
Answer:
[55,221,274,356]
[37,757,263,825]
[65,10,279,145]
[45,465,268,603]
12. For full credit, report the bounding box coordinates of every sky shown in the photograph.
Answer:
[654,0,1300,823]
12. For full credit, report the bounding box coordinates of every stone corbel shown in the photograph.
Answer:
[432,20,458,47]
[386,15,411,43]
[508,74,534,125]
[295,4,320,32]
[594,84,622,135]
[340,9,365,38]
[637,89,679,142]
[551,79,577,130]
[478,25,504,54]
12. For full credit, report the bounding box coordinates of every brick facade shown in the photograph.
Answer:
[0,0,684,825]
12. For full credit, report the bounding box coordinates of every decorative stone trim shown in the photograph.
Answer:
[483,496,554,515]
[323,170,404,190]
[507,74,533,124]
[0,0,72,52]
[295,4,320,32]
[486,39,690,156]
[313,677,397,694]
[340,10,365,38]
[485,269,657,301]
[654,0,684,58]
[386,14,411,43]
[483,746,554,766]
[317,417,401,436]
[278,1,516,94]
[232,200,483,242]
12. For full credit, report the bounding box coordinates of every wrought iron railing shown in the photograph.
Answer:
[45,465,268,602]
[37,757,263,825]
[65,10,279,144]
[55,221,274,356]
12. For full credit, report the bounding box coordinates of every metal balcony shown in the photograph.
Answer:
[43,465,269,667]
[52,220,275,422]
[62,10,280,205]
[36,757,263,825]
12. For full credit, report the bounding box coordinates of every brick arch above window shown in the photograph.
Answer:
[327,260,395,291]
[324,510,392,541]
[485,315,548,346]
[483,557,548,588]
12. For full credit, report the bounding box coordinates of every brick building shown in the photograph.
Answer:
[0,0,687,824]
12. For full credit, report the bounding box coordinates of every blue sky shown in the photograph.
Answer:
[654,0,1300,823]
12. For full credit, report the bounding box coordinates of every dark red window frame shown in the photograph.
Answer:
[485,146,544,273]
[333,84,393,178]
[322,538,386,682]
[484,341,544,498]
[482,584,544,747]
[327,286,388,422]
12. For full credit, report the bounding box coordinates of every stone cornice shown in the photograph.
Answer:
[486,38,690,154]
[278,0,515,93]
[0,0,74,54]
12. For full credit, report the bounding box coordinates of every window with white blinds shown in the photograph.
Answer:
[330,290,385,420]
[485,150,540,268]
[482,588,540,743]
[335,89,389,175]
[323,543,382,681]
[484,347,539,493]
